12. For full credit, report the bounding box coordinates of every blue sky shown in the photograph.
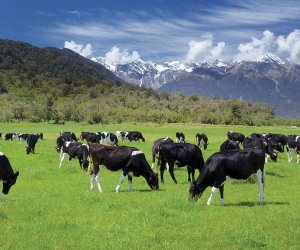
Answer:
[1,0,300,63]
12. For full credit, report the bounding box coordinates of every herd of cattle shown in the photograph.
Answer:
[1,129,300,205]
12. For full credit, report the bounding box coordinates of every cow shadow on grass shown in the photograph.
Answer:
[265,171,285,178]
[224,201,289,207]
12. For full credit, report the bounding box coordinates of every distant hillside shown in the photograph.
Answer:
[0,39,122,84]
[0,39,298,126]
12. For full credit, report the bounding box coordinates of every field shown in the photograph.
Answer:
[1,122,300,249]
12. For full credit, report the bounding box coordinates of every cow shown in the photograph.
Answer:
[220,140,240,152]
[80,132,101,144]
[151,137,174,169]
[125,131,145,142]
[116,131,127,141]
[195,133,208,150]
[60,132,78,142]
[189,148,265,206]
[286,135,300,163]
[56,139,89,170]
[243,135,278,162]
[18,133,29,143]
[264,133,287,152]
[175,132,185,143]
[26,134,39,154]
[100,132,118,145]
[89,143,159,193]
[4,133,17,141]
[0,152,19,202]
[227,131,245,144]
[158,143,205,184]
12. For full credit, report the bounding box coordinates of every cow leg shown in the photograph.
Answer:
[151,154,155,169]
[160,160,166,184]
[297,153,300,164]
[59,152,67,167]
[0,195,2,202]
[255,169,264,204]
[287,148,293,162]
[116,172,126,193]
[128,175,133,192]
[90,173,95,190]
[219,185,225,205]
[95,170,103,193]
[207,186,218,206]
[187,167,192,182]
[168,162,177,184]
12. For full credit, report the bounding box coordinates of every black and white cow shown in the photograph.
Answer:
[158,143,205,184]
[195,133,208,150]
[18,133,29,143]
[100,132,118,145]
[116,131,127,141]
[286,135,300,163]
[89,143,159,192]
[56,137,89,170]
[26,134,40,154]
[151,137,174,169]
[175,132,185,143]
[227,131,245,144]
[243,135,278,162]
[220,140,240,152]
[4,133,17,141]
[264,133,287,152]
[0,152,19,202]
[125,131,145,142]
[189,148,265,205]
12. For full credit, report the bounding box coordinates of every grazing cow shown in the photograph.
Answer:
[100,132,118,145]
[125,131,145,142]
[89,143,159,192]
[4,133,17,141]
[243,135,278,162]
[189,148,265,205]
[175,132,185,143]
[264,133,287,152]
[26,134,39,154]
[18,133,29,143]
[151,137,174,169]
[220,140,240,152]
[195,133,208,150]
[0,152,19,202]
[158,143,205,184]
[286,135,300,163]
[60,132,78,142]
[57,140,89,170]
[227,131,245,144]
[116,131,127,140]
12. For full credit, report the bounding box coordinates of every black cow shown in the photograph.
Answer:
[220,140,240,152]
[265,133,287,152]
[60,132,78,142]
[189,149,265,205]
[0,152,19,202]
[18,133,29,143]
[243,135,278,162]
[227,131,245,144]
[125,131,145,142]
[4,133,17,141]
[286,135,300,163]
[175,132,185,143]
[57,139,89,170]
[26,134,39,154]
[158,143,205,184]
[80,132,101,144]
[89,143,159,192]
[196,133,208,150]
[151,137,174,169]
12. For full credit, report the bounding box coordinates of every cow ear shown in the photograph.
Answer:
[14,171,19,178]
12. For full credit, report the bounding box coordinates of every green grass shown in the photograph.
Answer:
[1,122,300,249]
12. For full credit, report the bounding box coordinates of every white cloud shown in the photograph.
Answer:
[277,29,300,63]
[64,40,93,57]
[185,34,226,63]
[103,46,140,65]
[235,30,276,61]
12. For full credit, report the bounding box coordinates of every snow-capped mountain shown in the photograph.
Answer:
[93,55,300,118]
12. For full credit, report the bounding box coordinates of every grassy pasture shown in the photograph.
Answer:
[1,122,300,249]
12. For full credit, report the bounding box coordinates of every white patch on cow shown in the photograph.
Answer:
[128,172,134,177]
[0,152,4,156]
[59,153,67,167]
[116,172,126,193]
[131,151,143,156]
[207,186,218,206]
[162,137,169,141]
[90,173,95,191]
[65,141,71,148]
[95,174,102,193]
[255,169,264,204]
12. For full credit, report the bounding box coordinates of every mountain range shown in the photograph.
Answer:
[93,55,300,119]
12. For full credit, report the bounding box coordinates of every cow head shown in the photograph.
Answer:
[189,181,204,201]
[56,136,64,152]
[2,171,19,195]
[148,173,159,190]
